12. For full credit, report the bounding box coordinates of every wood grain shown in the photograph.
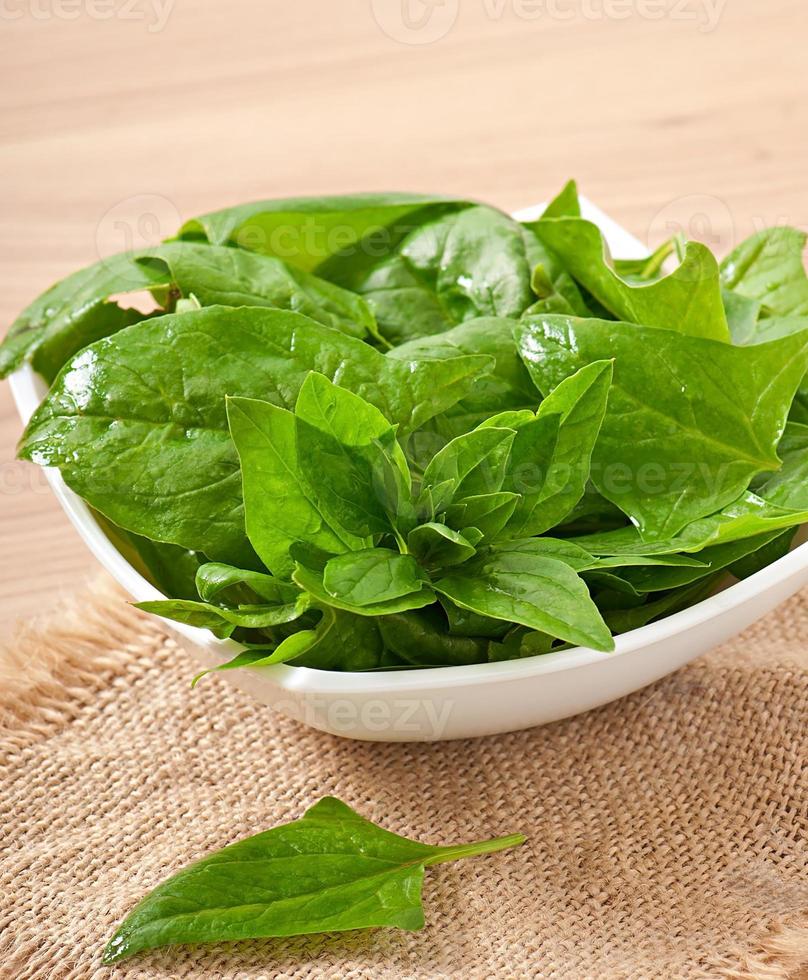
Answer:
[1,0,806,634]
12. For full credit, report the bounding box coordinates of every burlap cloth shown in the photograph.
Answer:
[1,579,807,980]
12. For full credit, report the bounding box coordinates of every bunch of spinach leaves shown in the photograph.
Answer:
[6,181,808,672]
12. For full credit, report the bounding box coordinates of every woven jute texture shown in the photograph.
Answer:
[1,580,807,980]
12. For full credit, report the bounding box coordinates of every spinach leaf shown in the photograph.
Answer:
[19,308,489,565]
[408,523,477,568]
[571,421,808,557]
[322,549,428,607]
[555,483,628,535]
[228,396,365,578]
[728,528,797,580]
[487,627,557,662]
[722,287,764,344]
[180,194,471,270]
[489,535,598,571]
[376,609,491,666]
[389,317,539,439]
[720,227,808,317]
[136,562,311,639]
[148,242,382,342]
[441,600,512,639]
[614,532,784,594]
[0,242,382,383]
[0,252,165,382]
[194,562,299,605]
[191,640,314,682]
[443,491,520,540]
[540,178,581,219]
[322,206,541,345]
[516,315,808,539]
[433,545,614,651]
[530,217,730,341]
[293,563,436,616]
[290,607,386,670]
[136,592,310,639]
[294,373,413,538]
[751,421,808,510]
[570,494,808,556]
[602,578,720,633]
[499,360,612,537]
[420,426,516,512]
[522,270,593,319]
[103,797,525,964]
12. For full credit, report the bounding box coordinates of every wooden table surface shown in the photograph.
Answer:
[1,0,806,635]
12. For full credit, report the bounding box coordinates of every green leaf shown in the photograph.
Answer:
[540,179,581,219]
[516,314,808,539]
[728,528,797,580]
[720,227,808,317]
[722,287,763,344]
[501,360,613,536]
[487,627,557,662]
[322,549,428,607]
[18,308,488,564]
[293,563,436,617]
[228,396,365,577]
[194,562,300,606]
[572,422,808,558]
[376,609,491,666]
[420,426,516,513]
[751,421,808,510]
[179,194,470,270]
[103,796,525,964]
[291,607,386,670]
[0,241,384,383]
[147,242,381,341]
[190,603,388,680]
[407,523,477,568]
[571,496,808,556]
[613,532,783,594]
[522,270,593,319]
[135,591,310,638]
[433,545,614,651]
[190,646,298,687]
[325,206,540,345]
[530,217,729,341]
[294,373,412,538]
[390,317,539,442]
[440,600,512,639]
[603,578,720,634]
[443,492,520,540]
[492,536,600,571]
[0,252,166,381]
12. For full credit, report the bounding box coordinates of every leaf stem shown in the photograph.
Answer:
[639,239,675,280]
[423,833,527,867]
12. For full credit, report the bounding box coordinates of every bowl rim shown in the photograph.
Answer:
[11,198,808,695]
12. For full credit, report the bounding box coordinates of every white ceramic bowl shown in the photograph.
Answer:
[11,201,808,742]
